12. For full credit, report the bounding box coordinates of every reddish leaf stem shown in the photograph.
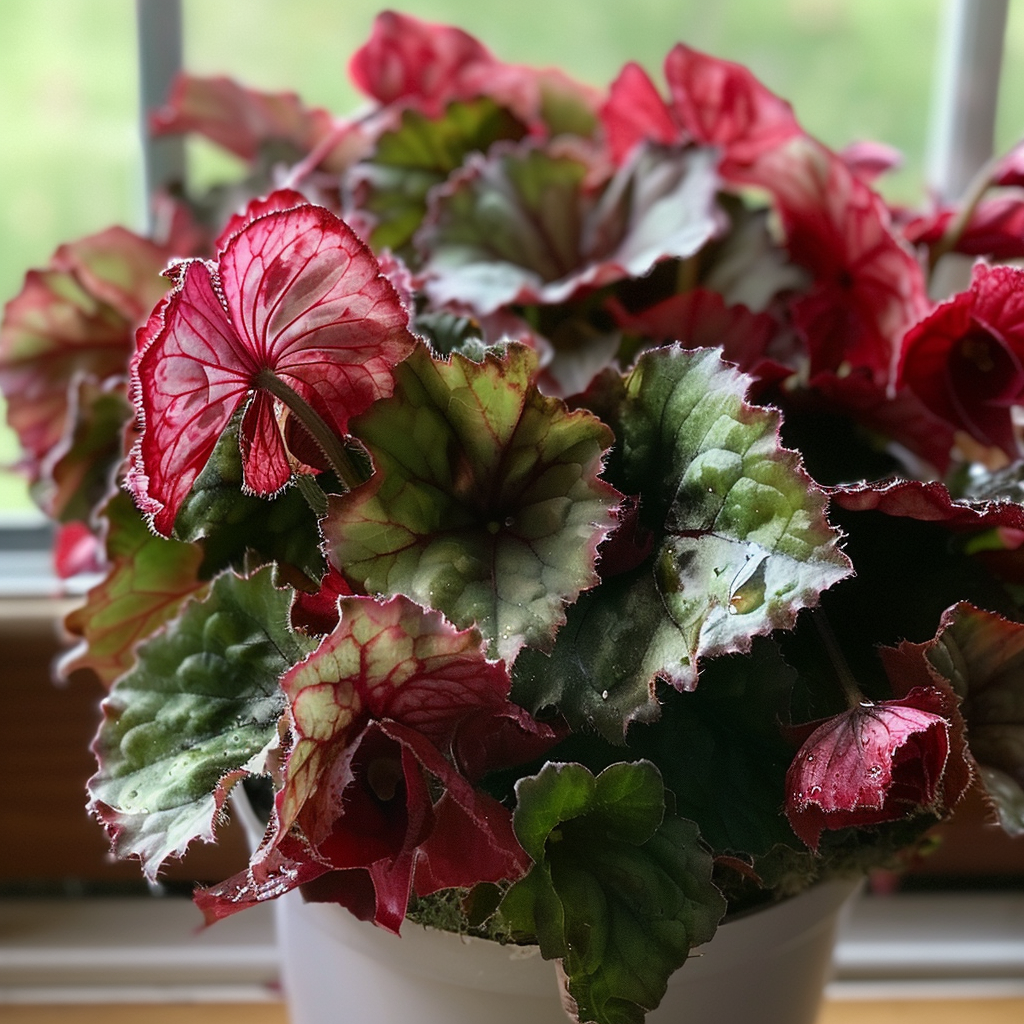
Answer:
[254,369,366,492]
[811,607,869,708]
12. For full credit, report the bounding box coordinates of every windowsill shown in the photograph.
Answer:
[1,891,1022,1005]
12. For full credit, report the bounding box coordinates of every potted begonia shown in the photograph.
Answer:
[3,10,1024,1024]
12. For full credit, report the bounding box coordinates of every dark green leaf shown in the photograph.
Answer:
[174,420,326,587]
[499,760,725,1024]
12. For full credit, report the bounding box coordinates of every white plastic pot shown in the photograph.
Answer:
[232,792,860,1024]
[273,876,859,1024]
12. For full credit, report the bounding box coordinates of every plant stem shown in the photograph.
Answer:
[254,369,366,492]
[811,607,869,708]
[929,151,1005,272]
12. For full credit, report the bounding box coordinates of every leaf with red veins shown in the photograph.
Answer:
[663,44,802,174]
[325,343,622,662]
[150,74,362,174]
[202,597,547,930]
[0,227,170,485]
[59,492,208,687]
[349,11,598,137]
[754,138,929,381]
[784,687,962,851]
[198,718,530,932]
[130,193,417,534]
[897,264,1024,459]
[278,594,553,839]
[912,603,1024,836]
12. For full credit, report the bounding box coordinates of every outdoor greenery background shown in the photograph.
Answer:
[3,0,1024,514]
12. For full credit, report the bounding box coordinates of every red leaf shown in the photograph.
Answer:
[759,139,929,381]
[349,10,495,116]
[601,44,802,177]
[601,62,682,164]
[785,687,963,850]
[151,74,361,174]
[897,263,1024,459]
[129,193,416,534]
[200,596,555,931]
[349,11,599,135]
[663,44,802,175]
[830,477,1024,532]
[0,227,171,486]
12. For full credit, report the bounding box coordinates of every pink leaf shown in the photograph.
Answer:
[759,139,930,381]
[785,687,964,851]
[601,62,682,164]
[130,193,416,534]
[663,44,802,174]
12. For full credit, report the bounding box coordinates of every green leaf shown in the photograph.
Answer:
[514,347,851,740]
[499,761,726,1024]
[625,642,803,856]
[357,98,527,255]
[324,343,621,661]
[88,567,316,877]
[174,419,326,588]
[62,491,209,687]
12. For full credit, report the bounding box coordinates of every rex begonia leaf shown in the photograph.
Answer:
[324,343,621,662]
[353,98,527,255]
[60,491,208,687]
[416,141,718,315]
[206,595,551,932]
[919,602,1024,835]
[151,74,361,174]
[498,761,726,1024]
[600,44,801,176]
[831,477,1024,532]
[130,191,416,535]
[277,592,550,835]
[88,566,314,877]
[173,416,326,587]
[44,381,134,523]
[0,227,169,488]
[514,346,851,740]
[624,640,803,856]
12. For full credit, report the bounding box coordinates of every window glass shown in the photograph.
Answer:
[0,2,138,515]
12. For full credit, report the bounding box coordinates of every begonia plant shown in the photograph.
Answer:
[4,11,1024,1024]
